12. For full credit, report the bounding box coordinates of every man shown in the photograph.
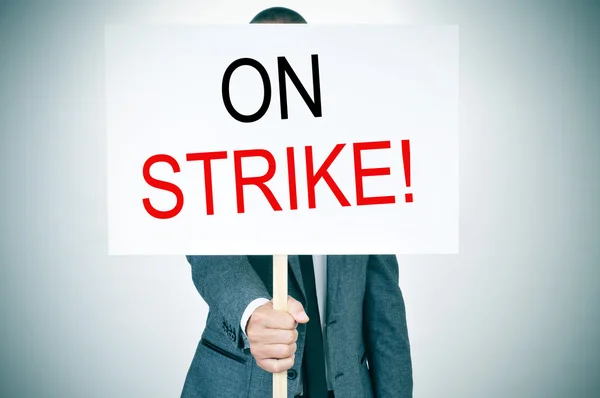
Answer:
[181,7,412,398]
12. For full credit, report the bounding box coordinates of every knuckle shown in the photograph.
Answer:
[269,345,282,358]
[283,344,295,357]
[272,345,281,357]
[289,343,297,356]
[282,318,294,330]
[278,345,289,358]
[251,311,263,323]
[250,344,262,358]
[265,346,278,358]
[280,358,293,372]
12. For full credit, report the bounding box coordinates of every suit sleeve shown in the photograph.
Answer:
[363,254,413,397]
[186,255,271,349]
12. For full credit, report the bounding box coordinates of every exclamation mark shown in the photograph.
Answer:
[402,140,413,203]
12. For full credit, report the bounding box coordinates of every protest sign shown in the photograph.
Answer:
[105,25,459,256]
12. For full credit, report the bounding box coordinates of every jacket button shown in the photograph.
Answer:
[287,369,298,380]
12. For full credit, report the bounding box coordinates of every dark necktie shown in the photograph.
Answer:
[298,255,328,397]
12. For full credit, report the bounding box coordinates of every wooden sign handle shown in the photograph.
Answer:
[272,254,288,398]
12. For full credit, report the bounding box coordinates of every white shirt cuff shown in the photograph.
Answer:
[240,298,271,336]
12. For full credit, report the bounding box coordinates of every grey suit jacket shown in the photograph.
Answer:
[181,255,412,398]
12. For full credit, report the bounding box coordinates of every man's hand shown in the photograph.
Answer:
[246,296,309,373]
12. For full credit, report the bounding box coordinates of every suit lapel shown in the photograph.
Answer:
[288,255,306,303]
[291,255,367,323]
[325,255,368,323]
[325,255,343,323]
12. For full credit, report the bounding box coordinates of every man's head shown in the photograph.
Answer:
[250,6,307,24]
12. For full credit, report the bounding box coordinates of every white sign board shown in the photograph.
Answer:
[105,25,459,255]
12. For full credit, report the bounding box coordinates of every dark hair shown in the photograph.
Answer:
[250,7,307,24]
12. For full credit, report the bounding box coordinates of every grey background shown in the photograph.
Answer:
[1,0,598,397]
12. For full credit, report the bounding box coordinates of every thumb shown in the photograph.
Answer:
[287,296,309,324]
